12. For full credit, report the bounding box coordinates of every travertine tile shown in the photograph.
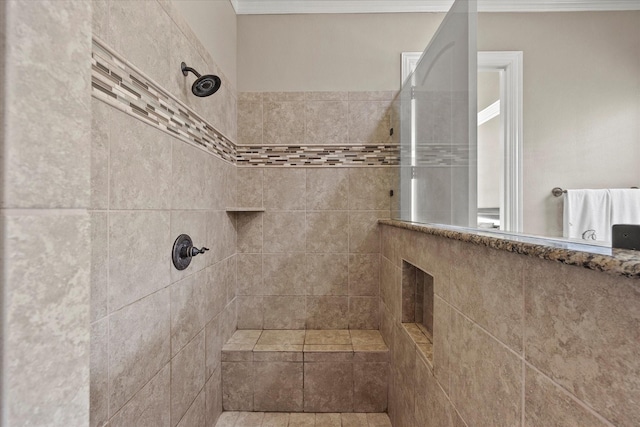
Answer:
[90,98,109,210]
[306,254,349,296]
[433,296,450,394]
[205,367,222,426]
[109,111,171,209]
[264,168,306,210]
[354,363,388,412]
[450,241,524,353]
[306,168,349,210]
[304,363,354,412]
[237,168,264,207]
[239,92,264,102]
[348,101,392,143]
[262,412,290,427]
[206,263,229,321]
[380,257,401,321]
[263,253,307,295]
[238,102,263,145]
[214,411,239,427]
[350,330,385,346]
[237,296,264,329]
[305,100,348,144]
[525,366,609,427]
[367,412,393,427]
[237,212,263,254]
[449,311,521,426]
[288,413,316,427]
[90,319,108,427]
[306,211,349,253]
[349,211,389,254]
[222,362,254,411]
[109,289,170,416]
[228,330,263,345]
[349,296,379,329]
[171,274,208,356]
[305,91,349,101]
[237,254,263,296]
[108,211,170,312]
[108,365,170,427]
[264,92,305,102]
[315,413,342,427]
[305,330,351,345]
[348,168,391,210]
[349,91,396,101]
[341,413,368,427]
[220,301,238,345]
[306,296,349,329]
[263,212,306,253]
[348,254,380,296]
[304,344,353,353]
[171,332,206,427]
[304,350,354,363]
[235,411,264,427]
[253,362,304,411]
[254,344,304,352]
[257,330,306,345]
[90,212,108,322]
[176,391,206,427]
[253,351,303,362]
[414,355,461,427]
[263,296,306,329]
[263,100,305,144]
[525,258,640,427]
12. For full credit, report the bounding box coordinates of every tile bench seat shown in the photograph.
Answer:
[221,330,389,413]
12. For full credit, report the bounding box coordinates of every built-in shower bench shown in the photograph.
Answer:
[221,329,389,413]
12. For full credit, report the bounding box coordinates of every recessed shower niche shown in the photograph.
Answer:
[401,260,434,363]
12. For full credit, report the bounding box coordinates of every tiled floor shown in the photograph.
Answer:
[215,411,392,427]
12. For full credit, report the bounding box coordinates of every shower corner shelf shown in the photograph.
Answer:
[225,207,265,212]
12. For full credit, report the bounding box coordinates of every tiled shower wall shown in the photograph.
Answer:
[90,1,237,427]
[380,224,640,427]
[235,92,398,330]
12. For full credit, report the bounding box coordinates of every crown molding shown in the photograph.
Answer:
[233,0,640,15]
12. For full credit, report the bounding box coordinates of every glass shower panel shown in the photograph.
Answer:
[396,0,477,226]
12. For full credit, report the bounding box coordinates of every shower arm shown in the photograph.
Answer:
[181,62,201,78]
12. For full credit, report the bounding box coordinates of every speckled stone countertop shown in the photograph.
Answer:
[379,219,640,279]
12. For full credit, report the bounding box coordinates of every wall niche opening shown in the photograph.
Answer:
[401,260,434,363]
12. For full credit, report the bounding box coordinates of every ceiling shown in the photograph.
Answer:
[230,0,640,14]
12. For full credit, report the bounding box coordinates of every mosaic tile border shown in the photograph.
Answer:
[91,37,236,163]
[91,37,404,167]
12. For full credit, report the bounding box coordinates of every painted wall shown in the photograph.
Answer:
[1,0,92,425]
[381,224,640,427]
[172,0,238,89]
[90,1,238,426]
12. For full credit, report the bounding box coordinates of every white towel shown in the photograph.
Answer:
[609,188,640,226]
[563,189,611,243]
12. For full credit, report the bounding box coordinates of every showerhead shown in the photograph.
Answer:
[181,62,221,97]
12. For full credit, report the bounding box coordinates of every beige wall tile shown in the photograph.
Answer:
[354,363,388,412]
[220,300,238,344]
[172,141,214,211]
[450,311,521,426]
[215,411,239,427]
[349,168,392,210]
[237,168,264,207]
[263,212,306,253]
[304,362,354,412]
[237,296,264,329]
[235,411,265,426]
[306,168,349,210]
[263,253,307,295]
[306,211,349,253]
[262,412,290,427]
[90,212,108,322]
[205,315,223,378]
[525,366,609,427]
[306,91,349,101]
[367,413,392,427]
[341,413,369,427]
[238,101,263,145]
[239,92,264,102]
[414,355,461,427]
[263,101,305,145]
[91,99,109,209]
[349,91,396,101]
[380,256,401,321]
[237,212,263,253]
[109,211,170,312]
[349,211,389,253]
[305,330,351,345]
[237,254,263,295]
[349,296,379,329]
[289,413,315,427]
[349,254,380,296]
[109,289,170,415]
[258,330,306,345]
[176,391,206,427]
[315,413,342,426]
[205,367,223,427]
[306,296,349,329]
[253,362,304,411]
[264,168,306,210]
[109,365,171,427]
[171,274,208,357]
[450,241,524,353]
[263,296,306,329]
[348,101,392,143]
[222,362,254,411]
[306,254,349,296]
[433,296,451,395]
[109,111,171,209]
[264,92,306,102]
[525,258,640,427]
[305,101,348,144]
[206,263,228,320]
[90,319,108,427]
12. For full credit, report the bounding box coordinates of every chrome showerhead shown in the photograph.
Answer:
[181,62,221,97]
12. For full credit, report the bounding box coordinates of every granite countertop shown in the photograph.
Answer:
[379,219,640,279]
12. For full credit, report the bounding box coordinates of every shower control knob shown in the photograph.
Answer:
[172,234,209,270]
[190,246,209,256]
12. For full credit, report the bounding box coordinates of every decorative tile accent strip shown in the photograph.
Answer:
[91,37,237,163]
[236,144,399,167]
[398,143,470,167]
